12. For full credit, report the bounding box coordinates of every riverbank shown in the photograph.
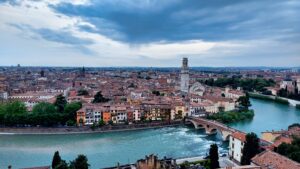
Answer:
[0,121,182,135]
[248,92,300,106]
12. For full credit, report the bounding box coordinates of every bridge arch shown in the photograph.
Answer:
[206,128,218,135]
[186,119,204,129]
[185,117,236,141]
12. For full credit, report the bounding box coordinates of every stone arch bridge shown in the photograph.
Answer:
[185,116,238,141]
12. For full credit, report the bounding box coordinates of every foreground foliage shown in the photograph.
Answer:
[209,144,220,169]
[52,151,90,169]
[241,132,260,165]
[276,137,300,163]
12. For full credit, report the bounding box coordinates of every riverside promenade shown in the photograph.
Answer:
[0,121,182,135]
[249,92,300,106]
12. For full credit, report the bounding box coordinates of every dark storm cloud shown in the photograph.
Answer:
[51,0,300,44]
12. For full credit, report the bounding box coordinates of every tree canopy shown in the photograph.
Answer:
[77,89,89,96]
[237,93,252,110]
[3,101,27,115]
[54,160,69,169]
[52,151,62,169]
[32,102,56,114]
[64,102,82,124]
[70,154,89,169]
[0,100,82,127]
[209,144,220,169]
[51,152,89,169]
[54,94,67,113]
[92,91,109,103]
[241,132,260,165]
[207,110,254,124]
[200,77,275,92]
[277,137,300,163]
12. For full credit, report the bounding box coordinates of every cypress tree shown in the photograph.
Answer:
[209,144,220,169]
[54,94,67,113]
[241,132,260,165]
[52,151,62,169]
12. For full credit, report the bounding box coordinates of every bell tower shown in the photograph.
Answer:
[180,58,189,93]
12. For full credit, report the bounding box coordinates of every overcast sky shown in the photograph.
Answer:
[0,0,299,67]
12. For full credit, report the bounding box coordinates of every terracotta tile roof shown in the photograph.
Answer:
[273,136,292,147]
[232,131,247,142]
[251,150,300,169]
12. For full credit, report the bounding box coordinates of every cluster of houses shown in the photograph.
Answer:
[266,77,300,96]
[74,84,243,126]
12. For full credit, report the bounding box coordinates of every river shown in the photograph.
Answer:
[0,98,300,168]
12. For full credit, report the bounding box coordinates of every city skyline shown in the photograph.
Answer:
[1,0,300,67]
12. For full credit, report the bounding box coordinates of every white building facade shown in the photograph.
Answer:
[229,132,246,164]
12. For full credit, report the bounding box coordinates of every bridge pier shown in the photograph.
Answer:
[220,130,231,141]
[204,125,217,135]
[188,120,204,129]
[205,128,217,135]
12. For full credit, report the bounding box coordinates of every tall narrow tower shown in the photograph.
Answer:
[180,57,189,93]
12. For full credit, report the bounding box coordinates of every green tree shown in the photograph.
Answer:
[77,89,89,96]
[32,102,56,115]
[54,94,67,113]
[54,160,68,169]
[0,103,6,124]
[209,144,220,169]
[70,154,89,169]
[152,90,160,96]
[40,70,45,77]
[64,102,82,122]
[237,93,251,110]
[5,101,27,115]
[92,91,109,103]
[2,101,27,126]
[66,120,76,126]
[241,132,260,165]
[276,137,300,162]
[78,118,84,126]
[277,143,289,156]
[98,119,105,127]
[108,120,113,125]
[290,152,300,162]
[90,123,97,130]
[52,151,62,169]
